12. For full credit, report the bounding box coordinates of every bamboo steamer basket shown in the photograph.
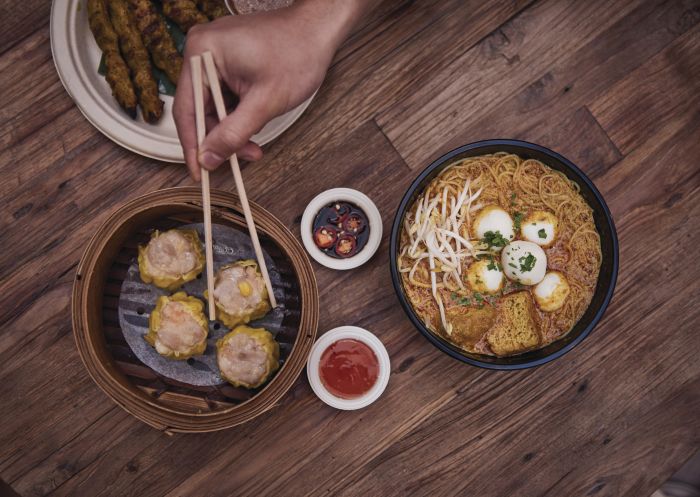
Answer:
[72,187,319,433]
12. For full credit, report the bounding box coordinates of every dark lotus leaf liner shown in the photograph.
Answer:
[118,222,286,387]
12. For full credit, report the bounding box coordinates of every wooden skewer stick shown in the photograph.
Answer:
[190,54,217,320]
[201,51,277,308]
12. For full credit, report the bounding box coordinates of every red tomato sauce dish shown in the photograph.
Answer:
[319,339,379,399]
[307,326,390,410]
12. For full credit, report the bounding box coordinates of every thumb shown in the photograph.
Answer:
[198,91,271,170]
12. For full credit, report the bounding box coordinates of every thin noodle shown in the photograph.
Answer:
[399,152,602,355]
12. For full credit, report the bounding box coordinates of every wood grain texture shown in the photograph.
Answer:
[1,0,699,496]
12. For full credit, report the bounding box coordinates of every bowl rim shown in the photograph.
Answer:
[389,139,619,370]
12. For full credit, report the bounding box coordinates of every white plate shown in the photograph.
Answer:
[50,0,314,163]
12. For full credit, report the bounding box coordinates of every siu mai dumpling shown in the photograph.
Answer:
[144,292,208,359]
[216,325,279,388]
[138,229,205,290]
[211,260,271,328]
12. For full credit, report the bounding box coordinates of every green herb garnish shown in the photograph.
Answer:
[518,253,537,272]
[538,228,547,239]
[473,292,484,303]
[482,230,508,249]
[452,293,472,306]
[508,262,517,268]
[510,192,517,206]
[514,211,523,231]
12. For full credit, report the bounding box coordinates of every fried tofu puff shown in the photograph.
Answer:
[87,0,137,118]
[216,325,279,388]
[145,292,208,359]
[138,229,205,291]
[196,0,229,19]
[210,260,271,328]
[108,0,164,123]
[126,0,183,85]
[161,0,208,32]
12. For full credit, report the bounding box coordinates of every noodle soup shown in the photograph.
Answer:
[398,153,601,357]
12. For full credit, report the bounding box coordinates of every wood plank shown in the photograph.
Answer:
[376,0,700,170]
[0,0,49,55]
[0,334,117,483]
[246,0,533,179]
[589,21,700,153]
[1,0,699,495]
[35,119,417,497]
[310,110,700,497]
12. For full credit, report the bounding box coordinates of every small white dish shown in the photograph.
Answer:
[300,188,382,270]
[50,0,314,163]
[307,326,390,410]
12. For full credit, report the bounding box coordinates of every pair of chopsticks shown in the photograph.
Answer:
[191,51,277,321]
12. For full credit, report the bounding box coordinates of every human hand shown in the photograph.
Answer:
[174,3,347,180]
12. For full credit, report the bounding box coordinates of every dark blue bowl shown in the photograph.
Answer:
[389,140,619,369]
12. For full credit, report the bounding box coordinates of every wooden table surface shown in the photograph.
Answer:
[2,0,699,496]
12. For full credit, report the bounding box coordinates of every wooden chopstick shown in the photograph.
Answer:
[190,54,217,321]
[201,51,277,309]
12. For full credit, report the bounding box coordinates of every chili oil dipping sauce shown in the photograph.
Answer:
[301,188,382,270]
[307,326,390,410]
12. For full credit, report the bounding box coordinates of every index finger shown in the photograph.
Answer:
[174,50,214,181]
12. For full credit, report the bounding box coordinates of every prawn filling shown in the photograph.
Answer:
[211,260,271,328]
[145,292,208,359]
[138,229,204,290]
[216,326,279,388]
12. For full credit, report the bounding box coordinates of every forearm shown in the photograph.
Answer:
[291,0,383,53]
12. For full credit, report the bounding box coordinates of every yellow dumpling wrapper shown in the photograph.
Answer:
[138,229,205,291]
[216,325,280,389]
[144,292,209,360]
[207,259,271,328]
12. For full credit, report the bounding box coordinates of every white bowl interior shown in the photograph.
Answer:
[306,326,390,410]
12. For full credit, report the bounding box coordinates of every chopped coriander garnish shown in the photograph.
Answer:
[510,192,517,206]
[508,262,517,268]
[486,255,499,271]
[473,292,484,303]
[482,230,508,249]
[452,293,472,306]
[538,228,547,239]
[513,211,523,231]
[518,253,537,272]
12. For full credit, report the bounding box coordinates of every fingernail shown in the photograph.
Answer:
[199,150,223,169]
